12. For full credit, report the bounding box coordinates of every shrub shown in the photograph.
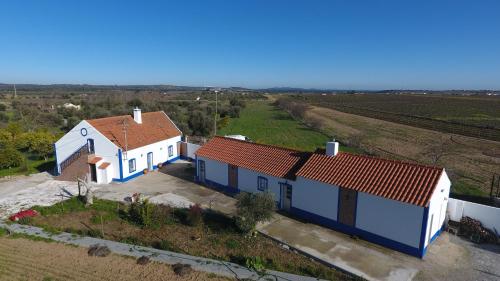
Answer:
[128,200,160,228]
[235,192,275,233]
[245,256,265,272]
[0,145,24,169]
[186,204,203,226]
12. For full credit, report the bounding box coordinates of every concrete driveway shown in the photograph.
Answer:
[94,160,236,215]
[258,213,500,281]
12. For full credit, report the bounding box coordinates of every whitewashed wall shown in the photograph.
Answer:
[448,198,500,235]
[121,136,181,179]
[55,121,120,178]
[237,167,285,203]
[423,171,451,248]
[356,192,424,248]
[293,177,339,221]
[197,157,228,185]
[186,142,201,159]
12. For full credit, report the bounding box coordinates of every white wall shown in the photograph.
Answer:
[186,142,201,159]
[356,192,424,248]
[237,167,285,203]
[448,198,500,236]
[55,121,120,179]
[121,136,181,179]
[197,156,228,185]
[293,177,339,221]
[423,171,451,248]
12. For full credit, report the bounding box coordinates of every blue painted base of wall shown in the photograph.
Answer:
[113,156,181,183]
[195,178,240,196]
[180,156,195,162]
[290,206,423,258]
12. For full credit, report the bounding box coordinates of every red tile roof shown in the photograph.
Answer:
[87,156,102,164]
[296,153,443,207]
[98,162,111,169]
[195,136,311,180]
[87,111,181,150]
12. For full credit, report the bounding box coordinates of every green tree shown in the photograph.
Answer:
[28,131,57,160]
[188,110,214,136]
[235,192,276,233]
[0,145,24,169]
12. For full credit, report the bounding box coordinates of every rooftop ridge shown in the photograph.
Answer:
[333,151,443,171]
[212,136,304,153]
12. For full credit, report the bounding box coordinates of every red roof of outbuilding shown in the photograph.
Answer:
[296,153,443,207]
[195,136,311,180]
[87,111,181,150]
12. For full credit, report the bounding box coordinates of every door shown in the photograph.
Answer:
[87,139,95,154]
[338,188,357,227]
[280,183,292,211]
[198,160,206,183]
[228,164,238,189]
[147,152,153,171]
[89,164,97,182]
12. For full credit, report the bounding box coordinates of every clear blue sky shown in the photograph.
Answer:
[1,0,499,90]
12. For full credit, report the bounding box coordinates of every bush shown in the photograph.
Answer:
[186,204,203,226]
[0,145,24,169]
[245,256,265,272]
[235,192,275,233]
[128,200,160,229]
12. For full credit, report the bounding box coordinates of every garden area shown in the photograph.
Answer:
[21,195,353,281]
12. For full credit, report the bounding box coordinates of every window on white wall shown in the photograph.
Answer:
[129,159,136,173]
[168,145,174,157]
[257,176,268,191]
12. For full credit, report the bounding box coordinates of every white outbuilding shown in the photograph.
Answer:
[195,136,451,258]
[54,108,182,184]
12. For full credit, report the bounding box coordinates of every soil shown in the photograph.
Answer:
[0,237,231,281]
[307,106,500,195]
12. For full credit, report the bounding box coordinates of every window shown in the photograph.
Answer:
[168,145,174,157]
[128,159,136,173]
[257,176,268,191]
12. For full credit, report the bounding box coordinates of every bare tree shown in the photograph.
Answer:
[77,176,93,206]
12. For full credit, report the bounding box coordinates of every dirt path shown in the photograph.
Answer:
[0,237,230,281]
[307,106,500,194]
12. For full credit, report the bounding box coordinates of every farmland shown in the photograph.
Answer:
[297,94,500,142]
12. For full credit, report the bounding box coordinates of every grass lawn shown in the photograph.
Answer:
[26,198,353,281]
[218,100,359,153]
[0,153,54,178]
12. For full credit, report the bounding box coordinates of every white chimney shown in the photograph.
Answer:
[326,141,339,156]
[133,107,142,124]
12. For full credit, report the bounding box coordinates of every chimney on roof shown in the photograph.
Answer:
[133,107,142,124]
[326,140,339,156]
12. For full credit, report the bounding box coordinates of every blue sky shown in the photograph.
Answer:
[1,1,499,90]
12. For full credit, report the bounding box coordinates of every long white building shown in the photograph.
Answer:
[54,108,182,183]
[195,136,451,258]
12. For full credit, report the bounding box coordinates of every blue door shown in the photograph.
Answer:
[87,139,95,154]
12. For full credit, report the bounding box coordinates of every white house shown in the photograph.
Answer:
[54,108,182,184]
[195,136,451,258]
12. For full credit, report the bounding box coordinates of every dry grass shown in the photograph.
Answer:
[307,106,500,196]
[0,237,231,281]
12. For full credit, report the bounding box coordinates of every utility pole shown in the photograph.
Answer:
[214,90,218,136]
[13,84,17,98]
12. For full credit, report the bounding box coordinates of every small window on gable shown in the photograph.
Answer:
[257,176,268,191]
[168,145,174,157]
[129,159,136,173]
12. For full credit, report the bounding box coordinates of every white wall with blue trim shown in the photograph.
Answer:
[293,177,339,221]
[55,120,120,179]
[423,171,451,249]
[121,136,182,180]
[356,193,424,248]
[197,157,228,185]
[237,167,284,203]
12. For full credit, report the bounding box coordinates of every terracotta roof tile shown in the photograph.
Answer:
[98,162,110,169]
[88,156,102,164]
[87,111,181,150]
[195,136,311,180]
[296,153,443,207]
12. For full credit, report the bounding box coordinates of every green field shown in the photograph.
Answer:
[218,100,359,153]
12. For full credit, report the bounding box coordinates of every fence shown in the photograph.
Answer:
[180,142,201,161]
[448,198,500,236]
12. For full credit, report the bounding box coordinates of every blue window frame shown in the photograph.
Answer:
[168,145,174,157]
[257,176,268,191]
[128,159,136,173]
